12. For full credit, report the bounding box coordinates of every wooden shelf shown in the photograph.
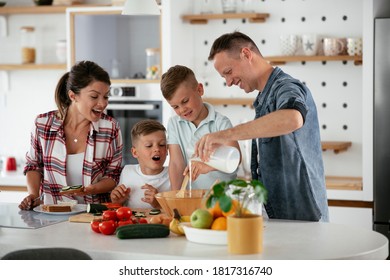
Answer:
[325,176,362,191]
[265,55,362,66]
[0,64,67,70]
[0,186,27,192]
[321,141,352,154]
[203,97,253,107]
[0,4,110,14]
[182,12,270,24]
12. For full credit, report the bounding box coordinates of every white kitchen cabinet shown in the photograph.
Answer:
[0,191,27,203]
[329,206,373,230]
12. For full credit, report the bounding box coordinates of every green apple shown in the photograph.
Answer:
[190,208,213,229]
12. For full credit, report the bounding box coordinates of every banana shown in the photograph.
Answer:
[170,209,190,235]
[169,217,183,235]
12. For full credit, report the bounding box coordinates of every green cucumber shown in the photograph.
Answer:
[61,186,71,191]
[116,224,170,239]
[149,208,161,215]
[70,185,83,189]
[87,203,108,214]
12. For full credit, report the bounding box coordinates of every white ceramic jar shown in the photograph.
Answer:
[55,39,67,63]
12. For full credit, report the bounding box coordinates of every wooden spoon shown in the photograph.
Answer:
[176,174,189,198]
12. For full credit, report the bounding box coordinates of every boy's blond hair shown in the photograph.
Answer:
[131,119,166,146]
[160,65,198,101]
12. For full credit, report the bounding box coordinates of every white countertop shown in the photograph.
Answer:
[0,203,388,260]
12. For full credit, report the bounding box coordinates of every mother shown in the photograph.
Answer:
[19,61,123,210]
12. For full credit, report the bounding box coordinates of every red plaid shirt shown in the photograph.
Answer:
[24,110,123,204]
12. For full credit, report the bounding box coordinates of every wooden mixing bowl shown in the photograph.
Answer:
[155,189,208,217]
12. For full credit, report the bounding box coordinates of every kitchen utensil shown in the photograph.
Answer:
[33,204,87,215]
[175,174,189,198]
[323,38,346,56]
[4,157,17,172]
[191,146,240,173]
[181,222,227,245]
[302,34,320,56]
[29,193,44,210]
[69,213,98,223]
[155,189,207,217]
[347,37,362,56]
[280,34,300,56]
[221,0,237,13]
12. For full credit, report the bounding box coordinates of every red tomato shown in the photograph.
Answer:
[99,220,117,235]
[102,210,118,221]
[90,220,101,233]
[116,207,132,221]
[118,219,133,227]
[138,218,148,224]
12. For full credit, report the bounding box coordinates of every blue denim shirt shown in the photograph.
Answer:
[251,67,329,222]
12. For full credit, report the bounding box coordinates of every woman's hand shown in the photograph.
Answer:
[110,184,130,205]
[141,184,159,208]
[18,194,41,211]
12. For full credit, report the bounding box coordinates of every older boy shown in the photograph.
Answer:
[160,65,240,190]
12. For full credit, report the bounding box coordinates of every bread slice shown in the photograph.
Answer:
[42,204,72,212]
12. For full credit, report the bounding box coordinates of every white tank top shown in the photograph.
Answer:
[66,152,85,204]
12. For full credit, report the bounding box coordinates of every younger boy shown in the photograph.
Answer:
[110,119,169,208]
[160,65,240,190]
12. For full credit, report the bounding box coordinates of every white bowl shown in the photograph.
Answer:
[181,222,227,245]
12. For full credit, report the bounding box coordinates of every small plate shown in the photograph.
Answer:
[181,222,227,245]
[33,204,87,215]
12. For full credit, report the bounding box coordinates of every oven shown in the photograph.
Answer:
[106,84,164,166]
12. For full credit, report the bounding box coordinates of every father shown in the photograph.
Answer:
[195,31,329,222]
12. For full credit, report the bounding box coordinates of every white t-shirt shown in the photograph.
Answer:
[119,164,170,208]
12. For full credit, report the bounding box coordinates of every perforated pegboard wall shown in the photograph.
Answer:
[179,0,364,178]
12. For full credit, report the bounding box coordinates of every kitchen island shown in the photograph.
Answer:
[0,203,388,260]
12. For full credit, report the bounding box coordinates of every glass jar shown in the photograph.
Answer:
[145,48,160,80]
[20,26,36,64]
[55,39,67,63]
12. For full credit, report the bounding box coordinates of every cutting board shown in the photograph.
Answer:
[69,213,100,223]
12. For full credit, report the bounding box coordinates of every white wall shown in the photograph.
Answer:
[163,0,367,200]
[0,10,66,164]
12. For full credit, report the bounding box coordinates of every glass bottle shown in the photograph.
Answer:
[145,48,160,80]
[20,26,36,64]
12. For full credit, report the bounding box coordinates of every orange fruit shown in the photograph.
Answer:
[211,216,227,230]
[222,199,240,217]
[208,201,223,219]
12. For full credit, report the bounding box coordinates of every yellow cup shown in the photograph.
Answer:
[227,214,263,254]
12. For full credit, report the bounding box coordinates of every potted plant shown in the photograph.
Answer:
[205,179,268,254]
[206,179,267,216]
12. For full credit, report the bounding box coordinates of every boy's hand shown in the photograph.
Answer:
[141,184,160,208]
[110,184,130,205]
[184,161,215,181]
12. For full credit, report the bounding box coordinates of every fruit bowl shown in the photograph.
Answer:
[155,189,207,218]
[180,222,227,245]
